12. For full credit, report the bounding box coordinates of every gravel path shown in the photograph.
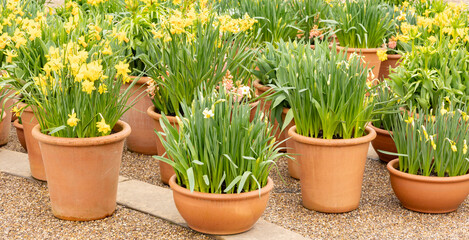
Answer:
[2,122,469,239]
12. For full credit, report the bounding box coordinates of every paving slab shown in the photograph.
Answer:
[219,220,307,240]
[0,149,32,179]
[368,143,379,160]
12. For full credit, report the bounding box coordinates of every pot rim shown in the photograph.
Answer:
[386,54,402,59]
[169,175,273,200]
[335,45,386,53]
[253,79,272,93]
[288,125,376,146]
[13,118,23,130]
[31,120,131,147]
[146,105,179,123]
[387,158,469,183]
[369,122,393,136]
[129,76,152,85]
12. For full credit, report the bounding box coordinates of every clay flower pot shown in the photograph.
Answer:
[147,106,177,184]
[387,159,469,213]
[122,76,158,155]
[253,80,289,150]
[281,108,299,179]
[32,120,131,221]
[0,110,6,144]
[13,119,27,151]
[18,102,46,181]
[336,46,384,81]
[169,175,273,235]
[289,126,376,213]
[378,54,402,80]
[369,123,397,163]
[0,94,13,146]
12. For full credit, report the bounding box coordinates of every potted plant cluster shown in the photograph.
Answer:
[155,89,287,234]
[275,40,376,213]
[388,104,469,213]
[144,9,256,184]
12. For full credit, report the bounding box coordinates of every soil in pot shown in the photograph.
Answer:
[169,175,273,235]
[387,159,469,213]
[147,106,177,184]
[289,126,376,213]
[369,123,397,163]
[121,76,158,155]
[32,120,131,221]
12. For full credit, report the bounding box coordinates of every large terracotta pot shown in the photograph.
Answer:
[13,119,27,151]
[122,76,158,155]
[336,46,384,81]
[0,111,6,144]
[378,54,401,80]
[281,108,299,179]
[147,106,177,184]
[0,95,13,146]
[289,126,376,213]
[387,159,469,213]
[19,102,46,181]
[32,120,131,221]
[169,175,273,235]
[369,123,397,163]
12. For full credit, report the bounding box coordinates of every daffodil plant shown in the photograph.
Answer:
[18,38,138,138]
[154,89,287,194]
[275,40,374,139]
[142,10,256,116]
[391,102,469,177]
[330,0,394,48]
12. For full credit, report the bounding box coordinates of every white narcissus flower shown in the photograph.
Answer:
[203,108,214,119]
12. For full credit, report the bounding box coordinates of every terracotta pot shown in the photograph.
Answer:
[249,101,259,122]
[19,102,46,181]
[369,123,397,163]
[378,54,402,80]
[13,119,27,151]
[289,126,376,213]
[169,175,273,235]
[32,120,131,221]
[0,111,6,144]
[281,108,299,179]
[0,95,13,146]
[253,80,287,149]
[147,106,178,184]
[336,46,384,81]
[387,159,469,213]
[122,76,158,155]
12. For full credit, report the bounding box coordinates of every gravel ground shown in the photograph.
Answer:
[2,122,469,239]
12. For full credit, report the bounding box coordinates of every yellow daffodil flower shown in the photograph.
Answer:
[96,117,111,134]
[67,112,80,127]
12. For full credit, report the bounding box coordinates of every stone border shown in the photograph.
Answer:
[0,149,308,240]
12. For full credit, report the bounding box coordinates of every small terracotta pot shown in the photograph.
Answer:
[378,54,402,80]
[369,123,397,163]
[336,46,384,81]
[32,120,131,221]
[13,119,27,151]
[0,96,13,146]
[289,126,376,213]
[122,76,158,155]
[19,102,46,181]
[147,106,178,184]
[169,175,273,235]
[387,159,469,213]
[281,108,299,179]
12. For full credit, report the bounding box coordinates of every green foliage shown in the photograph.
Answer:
[389,37,469,110]
[274,40,373,139]
[392,103,469,177]
[142,16,255,116]
[330,0,394,48]
[154,89,287,194]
